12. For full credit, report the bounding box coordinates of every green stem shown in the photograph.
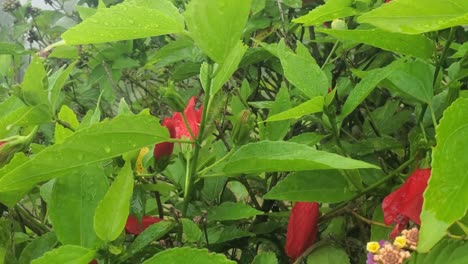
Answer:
[428,104,438,129]
[433,27,456,87]
[197,148,235,176]
[181,65,213,217]
[321,41,340,70]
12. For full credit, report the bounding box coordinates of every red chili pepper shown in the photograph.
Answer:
[285,202,320,261]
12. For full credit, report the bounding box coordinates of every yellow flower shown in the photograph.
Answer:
[366,241,380,253]
[394,236,407,248]
[136,147,149,174]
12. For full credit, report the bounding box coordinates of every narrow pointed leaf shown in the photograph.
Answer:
[316,28,434,59]
[94,162,133,242]
[264,96,324,122]
[0,114,168,193]
[222,141,379,175]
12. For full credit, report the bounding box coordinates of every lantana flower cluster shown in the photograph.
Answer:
[366,228,419,264]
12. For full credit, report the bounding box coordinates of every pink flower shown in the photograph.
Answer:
[382,168,431,237]
[125,215,162,235]
[285,202,320,261]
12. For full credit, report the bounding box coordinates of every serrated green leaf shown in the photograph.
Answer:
[264,171,357,203]
[185,0,251,64]
[18,232,57,264]
[30,245,95,264]
[181,218,202,243]
[143,247,236,264]
[264,96,324,122]
[386,60,434,104]
[277,40,328,98]
[293,0,358,26]
[357,0,468,34]
[0,114,168,194]
[61,0,184,45]
[94,162,133,242]
[317,28,434,59]
[221,141,379,175]
[306,245,350,264]
[49,165,108,247]
[419,98,468,252]
[122,221,174,260]
[208,202,263,221]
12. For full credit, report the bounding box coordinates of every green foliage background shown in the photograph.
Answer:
[0,0,467,263]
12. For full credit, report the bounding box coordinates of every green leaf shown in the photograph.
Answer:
[264,96,324,122]
[277,40,329,98]
[221,141,379,175]
[264,171,357,203]
[181,218,202,243]
[306,245,350,264]
[357,0,468,34]
[94,161,134,242]
[61,0,184,45]
[0,114,168,193]
[0,154,30,207]
[251,252,278,264]
[210,41,248,95]
[419,98,468,252]
[143,247,236,264]
[370,207,390,242]
[21,55,47,106]
[408,239,468,264]
[316,28,434,59]
[207,225,253,244]
[49,165,108,247]
[293,0,358,26]
[337,60,402,124]
[0,42,28,55]
[184,0,252,63]
[386,60,434,104]
[264,86,291,141]
[1,104,52,135]
[30,245,95,264]
[48,61,77,114]
[54,105,79,144]
[122,221,175,260]
[207,202,263,221]
[18,232,57,264]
